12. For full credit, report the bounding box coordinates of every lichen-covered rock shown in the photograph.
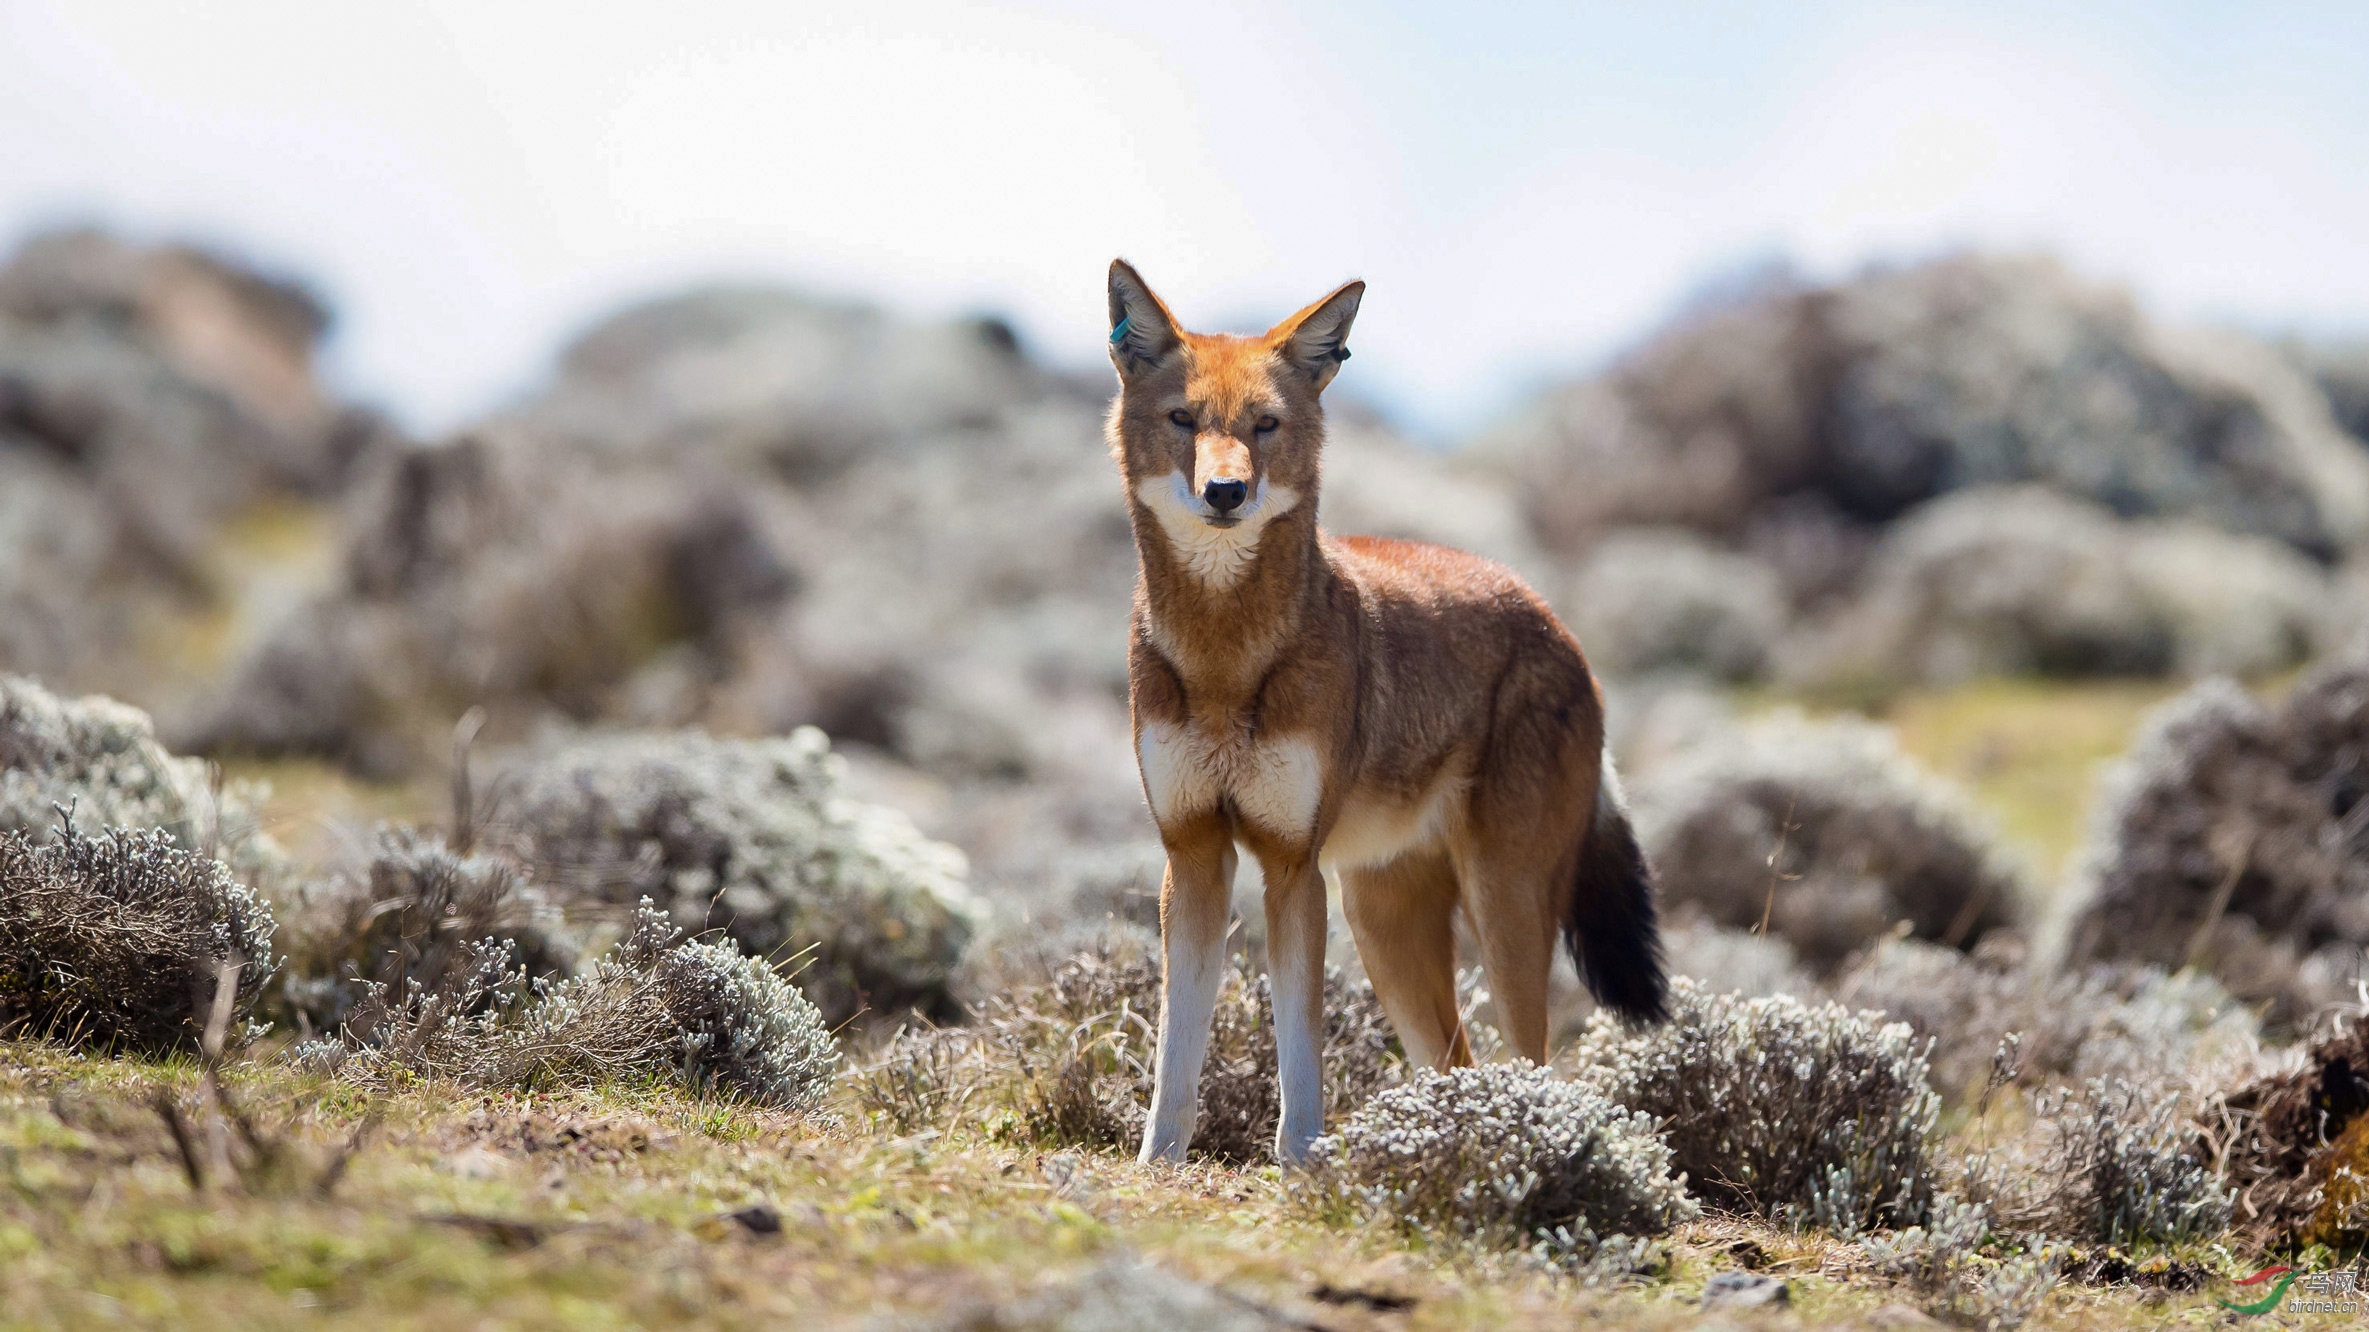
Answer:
[496,726,977,1025]
[1568,978,1939,1233]
[1797,487,2328,686]
[1567,527,1787,680]
[1632,711,2024,974]
[1469,254,2369,563]
[0,230,364,703]
[1297,1063,1696,1254]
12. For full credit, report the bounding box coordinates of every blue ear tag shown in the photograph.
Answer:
[1110,315,1133,346]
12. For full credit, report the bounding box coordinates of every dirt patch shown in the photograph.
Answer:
[445,1100,673,1165]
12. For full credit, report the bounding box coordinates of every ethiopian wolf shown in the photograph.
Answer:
[1105,260,1668,1166]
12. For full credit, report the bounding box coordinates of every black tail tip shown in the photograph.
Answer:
[1581,932,1669,1025]
[1566,800,1669,1025]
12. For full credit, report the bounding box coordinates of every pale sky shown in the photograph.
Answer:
[4,1,2365,438]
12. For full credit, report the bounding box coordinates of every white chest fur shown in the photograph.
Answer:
[1137,722,1324,840]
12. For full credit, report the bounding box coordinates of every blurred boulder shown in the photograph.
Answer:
[0,229,368,705]
[1792,486,2329,688]
[1632,710,2025,975]
[1468,254,2369,569]
[1568,527,1786,680]
[2292,339,2369,447]
[181,428,792,773]
[492,726,979,1026]
[2064,654,2369,1025]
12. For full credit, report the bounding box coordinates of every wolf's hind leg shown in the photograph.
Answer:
[1341,848,1470,1072]
[1449,837,1562,1066]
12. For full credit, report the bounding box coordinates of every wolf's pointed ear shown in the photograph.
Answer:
[1273,281,1363,391]
[1108,259,1182,379]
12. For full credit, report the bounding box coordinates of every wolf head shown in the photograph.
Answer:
[1104,260,1362,588]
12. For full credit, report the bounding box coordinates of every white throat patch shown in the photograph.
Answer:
[1132,469,1300,589]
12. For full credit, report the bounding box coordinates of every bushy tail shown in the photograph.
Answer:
[1563,758,1668,1024]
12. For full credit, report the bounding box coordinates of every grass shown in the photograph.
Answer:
[0,1038,2270,1330]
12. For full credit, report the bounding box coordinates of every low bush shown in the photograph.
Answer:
[1862,1194,2061,1331]
[0,674,276,882]
[1294,1063,1696,1257]
[1568,977,1939,1233]
[276,826,580,1040]
[1565,528,1786,681]
[1988,1078,2228,1246]
[314,902,837,1112]
[495,727,978,1027]
[2209,1019,2369,1249]
[1801,487,2327,688]
[2065,653,2369,1023]
[0,822,275,1053]
[504,908,839,1110]
[1633,712,2024,975]
[1833,938,2262,1103]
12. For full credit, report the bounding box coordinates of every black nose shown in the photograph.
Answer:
[1203,478,1248,514]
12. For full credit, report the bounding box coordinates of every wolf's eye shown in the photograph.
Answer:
[1168,410,1194,429]
[1254,416,1280,434]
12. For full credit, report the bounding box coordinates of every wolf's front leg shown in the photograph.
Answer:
[1262,857,1328,1165]
[1139,829,1235,1164]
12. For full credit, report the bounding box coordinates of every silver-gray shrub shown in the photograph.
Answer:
[1994,1078,2230,1246]
[1863,1193,2061,1332]
[1569,977,1939,1233]
[1566,527,1787,681]
[1832,937,2263,1103]
[496,726,978,1026]
[277,826,578,1039]
[1296,1063,1697,1257]
[0,674,277,884]
[320,902,837,1111]
[0,821,276,1053]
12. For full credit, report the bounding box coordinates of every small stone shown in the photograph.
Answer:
[1701,1271,1790,1310]
[726,1203,782,1235]
[1863,1301,1943,1329]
